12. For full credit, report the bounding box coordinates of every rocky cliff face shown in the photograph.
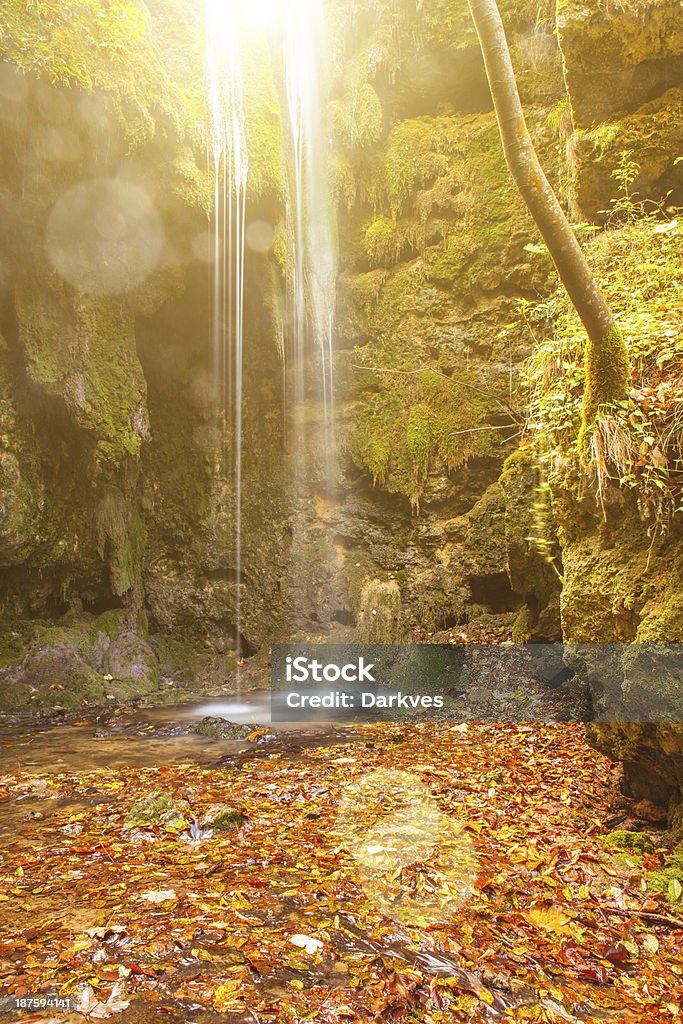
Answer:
[0,0,681,824]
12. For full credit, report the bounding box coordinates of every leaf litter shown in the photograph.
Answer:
[0,722,681,1022]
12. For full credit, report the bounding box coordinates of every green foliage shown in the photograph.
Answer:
[608,150,642,223]
[0,0,206,147]
[522,216,683,529]
[350,360,502,506]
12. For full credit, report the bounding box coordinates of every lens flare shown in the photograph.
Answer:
[46,179,163,296]
[336,770,480,927]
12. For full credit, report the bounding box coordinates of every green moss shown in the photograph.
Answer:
[171,154,212,213]
[377,111,548,292]
[202,804,243,833]
[604,830,655,854]
[364,216,397,267]
[94,609,128,639]
[406,406,438,482]
[330,81,383,150]
[0,0,206,147]
[350,351,502,504]
[110,514,146,597]
[578,324,631,458]
[144,383,213,542]
[357,578,404,643]
[512,605,535,644]
[361,435,391,485]
[124,790,191,832]
[646,847,683,906]
[331,155,358,211]
[17,280,149,467]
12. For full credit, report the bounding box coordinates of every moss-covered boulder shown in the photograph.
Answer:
[603,829,655,855]
[0,611,161,711]
[0,644,106,712]
[200,804,243,833]
[124,790,191,832]
[105,632,159,695]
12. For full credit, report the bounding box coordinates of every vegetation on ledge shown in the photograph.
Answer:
[522,213,683,533]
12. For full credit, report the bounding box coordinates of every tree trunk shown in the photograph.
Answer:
[467,0,630,450]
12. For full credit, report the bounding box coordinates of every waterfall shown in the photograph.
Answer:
[206,1,250,660]
[206,0,337,658]
[285,0,338,470]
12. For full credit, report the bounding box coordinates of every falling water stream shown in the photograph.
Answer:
[285,0,338,464]
[206,0,338,660]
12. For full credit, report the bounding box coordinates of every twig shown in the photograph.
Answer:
[449,424,516,435]
[605,905,683,930]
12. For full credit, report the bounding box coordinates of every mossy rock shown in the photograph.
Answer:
[124,790,191,832]
[189,718,253,740]
[604,830,655,855]
[571,89,683,219]
[557,0,683,127]
[357,578,404,643]
[200,804,243,834]
[0,644,107,712]
[105,632,160,696]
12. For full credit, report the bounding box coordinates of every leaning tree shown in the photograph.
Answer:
[467,0,630,453]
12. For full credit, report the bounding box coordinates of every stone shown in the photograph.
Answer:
[200,804,243,833]
[557,0,683,127]
[123,791,192,833]
[357,579,404,643]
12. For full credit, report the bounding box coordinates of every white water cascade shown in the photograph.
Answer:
[206,0,338,656]
[285,0,338,468]
[206,0,250,659]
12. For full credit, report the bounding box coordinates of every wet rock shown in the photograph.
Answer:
[189,717,254,740]
[123,790,191,832]
[357,579,404,643]
[200,803,243,833]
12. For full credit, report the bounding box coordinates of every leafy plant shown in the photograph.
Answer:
[608,150,642,224]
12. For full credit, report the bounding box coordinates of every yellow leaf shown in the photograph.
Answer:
[213,982,241,1012]
[524,906,574,936]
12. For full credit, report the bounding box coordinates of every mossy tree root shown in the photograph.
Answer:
[578,324,631,458]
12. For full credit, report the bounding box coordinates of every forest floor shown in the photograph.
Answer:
[0,720,682,1023]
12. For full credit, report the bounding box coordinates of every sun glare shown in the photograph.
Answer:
[240,0,283,30]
